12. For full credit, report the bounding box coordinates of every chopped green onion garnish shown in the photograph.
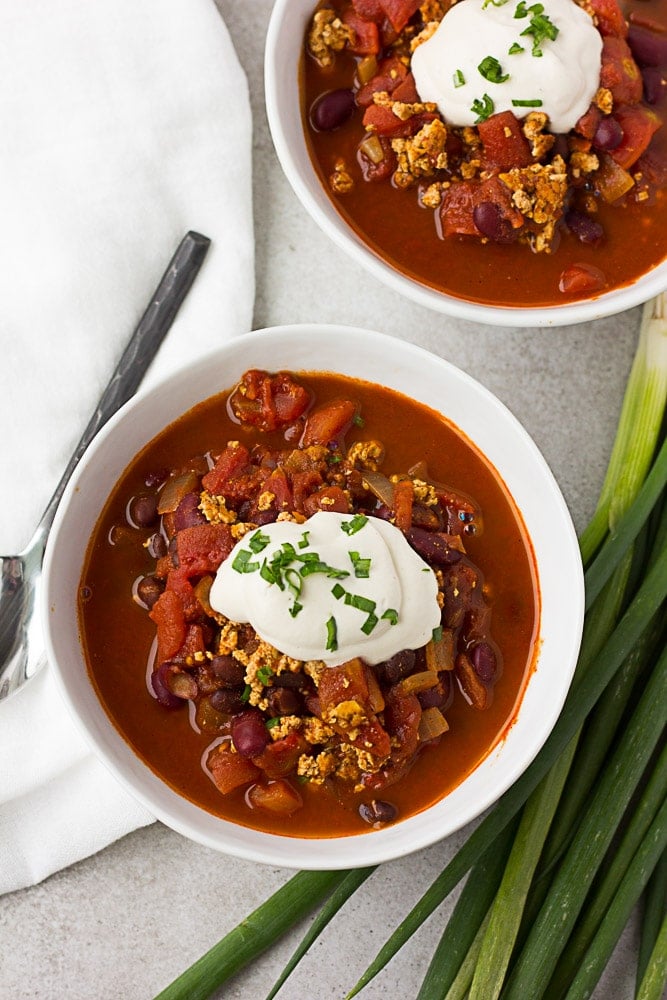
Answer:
[328,454,342,465]
[232,549,259,574]
[517,3,559,56]
[471,93,495,123]
[483,0,510,7]
[344,593,376,614]
[453,68,466,88]
[260,560,277,584]
[478,55,509,84]
[341,514,368,536]
[300,560,349,579]
[361,613,379,636]
[349,551,371,578]
[353,413,365,427]
[266,717,281,729]
[248,529,270,553]
[297,531,310,549]
[241,684,251,703]
[325,616,338,652]
[257,666,274,686]
[381,608,399,625]
[512,98,543,107]
[432,625,443,642]
[331,582,346,600]
[509,41,524,54]
[289,601,303,618]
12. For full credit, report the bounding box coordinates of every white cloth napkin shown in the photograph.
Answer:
[0,0,254,895]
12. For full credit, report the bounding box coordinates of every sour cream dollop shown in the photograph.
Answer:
[411,0,602,134]
[209,510,441,666]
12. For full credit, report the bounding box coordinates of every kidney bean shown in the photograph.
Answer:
[232,709,270,757]
[418,672,452,710]
[151,662,195,708]
[267,687,302,717]
[145,468,169,488]
[127,494,158,528]
[559,262,606,296]
[592,116,623,151]
[565,210,605,246]
[211,655,246,688]
[643,67,666,105]
[472,201,515,243]
[470,642,498,682]
[136,575,163,610]
[407,527,463,566]
[628,25,667,67]
[310,88,356,131]
[174,491,206,531]
[376,649,416,685]
[359,799,398,826]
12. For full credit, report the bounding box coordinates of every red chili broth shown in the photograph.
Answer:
[79,374,539,837]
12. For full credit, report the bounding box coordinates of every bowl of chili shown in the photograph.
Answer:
[265,0,667,326]
[43,324,584,867]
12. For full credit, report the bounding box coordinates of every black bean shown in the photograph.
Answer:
[147,532,167,559]
[470,642,498,682]
[643,66,666,105]
[127,494,158,528]
[565,210,605,246]
[375,649,416,685]
[209,688,245,715]
[310,88,356,132]
[231,709,270,757]
[359,800,398,826]
[267,687,302,717]
[628,25,667,67]
[273,670,308,689]
[406,527,463,566]
[151,662,196,707]
[145,468,169,488]
[211,655,246,688]
[136,575,163,610]
[592,116,623,151]
[174,491,206,531]
[472,201,515,243]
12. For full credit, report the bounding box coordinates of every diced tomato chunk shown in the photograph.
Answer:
[165,567,200,619]
[247,779,303,815]
[303,485,350,516]
[351,0,384,18]
[600,37,643,106]
[228,370,310,432]
[478,111,533,170]
[343,9,381,54]
[202,442,251,495]
[384,688,422,763]
[253,733,308,779]
[356,56,408,107]
[362,102,417,137]
[291,469,324,513]
[392,73,419,104]
[302,398,358,446]
[558,262,607,296]
[176,523,235,578]
[586,0,627,37]
[608,104,662,168]
[149,588,186,661]
[207,743,260,794]
[392,477,414,533]
[575,104,602,140]
[378,0,420,32]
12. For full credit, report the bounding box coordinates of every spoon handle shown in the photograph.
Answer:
[34,231,210,544]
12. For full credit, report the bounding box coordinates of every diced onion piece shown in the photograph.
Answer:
[193,575,215,618]
[357,54,378,85]
[359,134,385,165]
[594,153,635,204]
[418,706,449,742]
[361,469,394,505]
[425,630,455,672]
[399,670,439,695]
[157,470,200,514]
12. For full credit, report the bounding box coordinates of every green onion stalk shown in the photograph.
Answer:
[152,294,667,1000]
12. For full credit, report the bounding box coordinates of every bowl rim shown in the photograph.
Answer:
[264,0,667,328]
[43,323,585,868]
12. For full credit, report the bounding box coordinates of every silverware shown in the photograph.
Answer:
[0,230,211,702]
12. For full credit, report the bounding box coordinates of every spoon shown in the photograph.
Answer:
[0,230,211,702]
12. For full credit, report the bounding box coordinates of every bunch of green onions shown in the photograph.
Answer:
[155,295,667,1000]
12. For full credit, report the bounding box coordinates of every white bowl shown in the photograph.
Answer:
[43,325,584,868]
[264,0,667,327]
